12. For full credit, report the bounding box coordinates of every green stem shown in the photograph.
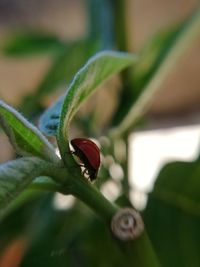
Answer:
[122,138,130,196]
[69,175,118,222]
[113,137,130,196]
[111,0,128,51]
[70,177,160,266]
[110,0,137,127]
[46,165,118,222]
[45,164,160,266]
[87,0,114,49]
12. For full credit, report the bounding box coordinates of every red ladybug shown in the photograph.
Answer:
[70,138,100,181]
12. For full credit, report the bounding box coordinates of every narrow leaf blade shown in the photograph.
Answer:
[111,7,200,137]
[3,31,65,57]
[58,51,136,159]
[0,100,59,163]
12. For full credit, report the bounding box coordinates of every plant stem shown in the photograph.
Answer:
[69,175,118,222]
[122,139,130,196]
[47,164,160,266]
[110,0,128,51]
[70,177,160,266]
[87,0,114,49]
[46,165,118,222]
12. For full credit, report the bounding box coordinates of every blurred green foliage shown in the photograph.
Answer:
[1,1,200,266]
[144,160,200,267]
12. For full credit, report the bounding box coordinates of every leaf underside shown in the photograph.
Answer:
[0,100,58,163]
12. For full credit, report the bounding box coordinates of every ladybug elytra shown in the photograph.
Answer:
[71,138,100,181]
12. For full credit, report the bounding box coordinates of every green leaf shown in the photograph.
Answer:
[39,95,64,136]
[3,31,65,56]
[132,25,181,95]
[143,160,200,267]
[0,157,49,218]
[0,100,59,163]
[110,7,200,137]
[20,40,98,117]
[30,176,62,192]
[57,51,136,161]
[111,25,181,126]
[21,203,126,267]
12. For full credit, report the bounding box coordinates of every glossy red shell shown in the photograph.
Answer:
[71,138,100,180]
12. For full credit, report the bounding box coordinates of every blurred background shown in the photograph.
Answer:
[1,0,200,203]
[1,0,200,266]
[1,0,200,157]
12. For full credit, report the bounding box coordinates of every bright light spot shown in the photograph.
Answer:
[101,180,121,201]
[129,190,148,211]
[109,163,124,181]
[55,148,61,158]
[53,193,75,210]
[129,125,200,208]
